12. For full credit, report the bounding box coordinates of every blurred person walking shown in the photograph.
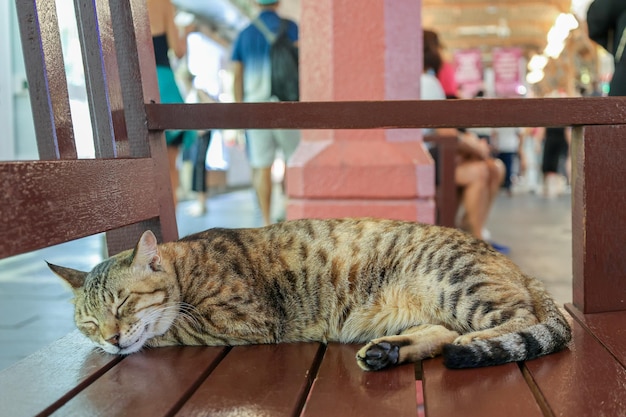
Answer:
[587,0,626,96]
[539,126,571,198]
[231,0,300,226]
[184,130,212,216]
[147,0,196,206]
[492,127,525,196]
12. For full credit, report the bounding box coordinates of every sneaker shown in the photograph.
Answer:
[185,203,208,217]
[489,241,510,255]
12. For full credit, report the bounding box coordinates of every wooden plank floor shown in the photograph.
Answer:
[422,309,626,417]
[55,346,228,416]
[0,333,418,417]
[0,332,121,417]
[566,305,626,367]
[301,344,417,417]
[176,343,322,417]
[422,359,543,417]
[5,310,625,417]
[523,308,626,417]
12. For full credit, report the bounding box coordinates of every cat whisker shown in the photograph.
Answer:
[136,302,203,335]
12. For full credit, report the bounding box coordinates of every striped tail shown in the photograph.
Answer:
[442,287,572,369]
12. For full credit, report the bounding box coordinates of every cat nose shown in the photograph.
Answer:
[106,334,121,347]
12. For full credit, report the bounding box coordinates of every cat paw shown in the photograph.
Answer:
[453,333,484,345]
[356,341,400,371]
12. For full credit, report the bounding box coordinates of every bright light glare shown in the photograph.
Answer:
[544,42,565,59]
[542,13,579,60]
[556,13,579,31]
[526,70,545,84]
[528,55,549,71]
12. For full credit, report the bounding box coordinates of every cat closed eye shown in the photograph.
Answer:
[114,295,131,317]
[81,321,98,329]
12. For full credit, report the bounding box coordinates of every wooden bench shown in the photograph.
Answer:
[1,0,625,416]
[0,336,418,416]
[423,134,457,228]
[2,306,624,416]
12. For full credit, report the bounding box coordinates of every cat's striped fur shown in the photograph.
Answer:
[48,218,571,370]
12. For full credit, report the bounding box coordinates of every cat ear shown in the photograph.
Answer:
[132,230,162,271]
[47,262,88,289]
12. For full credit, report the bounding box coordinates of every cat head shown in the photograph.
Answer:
[48,230,178,354]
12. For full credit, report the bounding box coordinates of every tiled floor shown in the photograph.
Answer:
[0,187,572,372]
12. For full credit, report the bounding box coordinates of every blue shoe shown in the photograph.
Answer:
[489,241,510,255]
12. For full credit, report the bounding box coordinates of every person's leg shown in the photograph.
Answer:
[268,129,301,222]
[275,128,301,203]
[252,166,273,226]
[541,138,560,197]
[455,160,490,239]
[189,131,212,216]
[497,152,513,194]
[247,130,276,226]
[486,157,505,204]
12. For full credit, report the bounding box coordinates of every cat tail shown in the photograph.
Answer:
[442,284,572,369]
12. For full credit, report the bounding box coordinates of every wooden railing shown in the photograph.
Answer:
[144,98,626,316]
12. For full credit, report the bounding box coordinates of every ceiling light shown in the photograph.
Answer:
[528,55,549,71]
[526,70,545,84]
[556,13,579,31]
[544,42,565,59]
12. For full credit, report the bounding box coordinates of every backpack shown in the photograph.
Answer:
[253,18,299,101]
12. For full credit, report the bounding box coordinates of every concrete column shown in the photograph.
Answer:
[287,0,435,223]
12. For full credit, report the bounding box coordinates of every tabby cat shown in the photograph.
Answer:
[48,218,571,370]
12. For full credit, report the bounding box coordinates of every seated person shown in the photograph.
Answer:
[422,29,506,251]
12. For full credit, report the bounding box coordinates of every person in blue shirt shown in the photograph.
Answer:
[232,0,300,226]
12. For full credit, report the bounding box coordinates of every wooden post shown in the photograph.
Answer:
[571,125,626,314]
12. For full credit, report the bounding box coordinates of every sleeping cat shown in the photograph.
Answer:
[48,218,571,370]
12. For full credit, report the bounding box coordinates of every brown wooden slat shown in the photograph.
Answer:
[74,0,117,158]
[126,0,161,106]
[104,0,178,248]
[175,343,323,417]
[437,136,457,228]
[422,357,543,417]
[94,0,130,156]
[54,346,227,417]
[104,219,167,257]
[566,303,626,368]
[301,344,417,417]
[571,125,626,314]
[424,134,457,227]
[92,0,167,253]
[15,0,77,160]
[145,97,626,131]
[523,312,626,417]
[108,0,152,158]
[0,331,121,417]
[0,159,159,259]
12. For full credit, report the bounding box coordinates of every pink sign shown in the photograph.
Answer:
[454,49,483,98]
[493,47,523,97]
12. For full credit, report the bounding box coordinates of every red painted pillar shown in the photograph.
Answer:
[286,0,435,223]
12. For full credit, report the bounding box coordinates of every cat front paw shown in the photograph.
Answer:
[356,341,400,371]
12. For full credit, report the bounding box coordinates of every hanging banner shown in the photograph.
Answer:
[454,49,483,98]
[493,47,523,97]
